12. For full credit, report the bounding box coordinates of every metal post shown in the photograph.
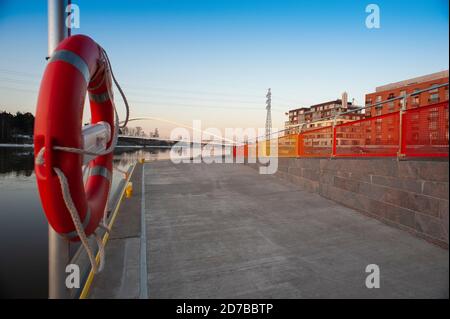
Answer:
[331,115,337,159]
[397,94,407,160]
[48,0,70,299]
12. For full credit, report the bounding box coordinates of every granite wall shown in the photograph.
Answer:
[246,158,449,248]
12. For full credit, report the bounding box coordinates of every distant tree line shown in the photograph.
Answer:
[121,126,160,138]
[0,111,35,143]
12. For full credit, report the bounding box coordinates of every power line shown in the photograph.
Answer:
[0,76,291,109]
[0,68,265,99]
[0,67,306,107]
[0,85,38,93]
[0,85,289,114]
[0,75,290,112]
[121,87,274,106]
[128,99,287,112]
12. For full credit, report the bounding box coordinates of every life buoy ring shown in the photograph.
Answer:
[34,35,114,241]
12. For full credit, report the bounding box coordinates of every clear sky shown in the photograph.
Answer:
[0,0,448,137]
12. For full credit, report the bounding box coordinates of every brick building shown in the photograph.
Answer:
[285,98,364,133]
[365,70,449,117]
[362,71,449,150]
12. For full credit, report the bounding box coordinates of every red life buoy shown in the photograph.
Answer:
[34,35,114,241]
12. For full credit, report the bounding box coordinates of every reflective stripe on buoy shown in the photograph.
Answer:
[89,91,110,103]
[48,50,90,83]
[89,165,112,182]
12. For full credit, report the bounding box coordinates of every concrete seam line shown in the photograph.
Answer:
[139,163,149,299]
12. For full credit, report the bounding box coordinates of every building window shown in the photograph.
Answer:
[388,101,395,112]
[429,122,438,130]
[429,84,439,93]
[429,93,439,103]
[429,132,438,143]
[429,109,439,118]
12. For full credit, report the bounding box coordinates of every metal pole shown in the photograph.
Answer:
[48,0,70,299]
[397,94,407,160]
[331,114,337,159]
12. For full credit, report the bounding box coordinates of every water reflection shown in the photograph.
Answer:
[0,147,34,177]
[0,146,170,298]
[114,147,170,168]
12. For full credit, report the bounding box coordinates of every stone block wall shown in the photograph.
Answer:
[246,158,449,248]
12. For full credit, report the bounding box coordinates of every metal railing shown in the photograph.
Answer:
[236,83,449,159]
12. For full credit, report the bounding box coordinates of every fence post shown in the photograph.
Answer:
[297,125,304,158]
[332,126,337,158]
[331,115,337,159]
[397,95,407,159]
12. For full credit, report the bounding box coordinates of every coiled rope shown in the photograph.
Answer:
[35,47,128,274]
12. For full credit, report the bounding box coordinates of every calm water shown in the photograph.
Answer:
[0,146,170,298]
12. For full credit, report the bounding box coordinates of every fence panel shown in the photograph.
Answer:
[233,101,448,160]
[299,126,333,157]
[334,112,400,157]
[247,142,257,159]
[257,139,268,157]
[278,134,298,157]
[402,102,449,157]
[235,144,247,158]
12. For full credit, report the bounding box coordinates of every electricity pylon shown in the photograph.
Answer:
[265,88,272,140]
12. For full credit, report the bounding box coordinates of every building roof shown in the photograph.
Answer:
[310,99,354,110]
[288,99,354,114]
[288,107,309,113]
[374,70,449,93]
[310,99,344,109]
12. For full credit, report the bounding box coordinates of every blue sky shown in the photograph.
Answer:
[0,0,448,136]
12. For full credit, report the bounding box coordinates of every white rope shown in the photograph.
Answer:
[98,222,111,234]
[101,47,129,128]
[93,231,105,273]
[54,167,100,274]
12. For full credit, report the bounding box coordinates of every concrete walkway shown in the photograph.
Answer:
[145,160,448,299]
[90,160,449,298]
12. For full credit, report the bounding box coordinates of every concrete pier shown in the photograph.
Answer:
[88,160,448,298]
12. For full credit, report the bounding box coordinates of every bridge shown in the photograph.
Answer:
[118,135,230,148]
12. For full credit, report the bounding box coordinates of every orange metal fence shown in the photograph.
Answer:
[334,111,400,157]
[276,134,299,157]
[235,101,448,159]
[401,102,449,157]
[300,126,333,157]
